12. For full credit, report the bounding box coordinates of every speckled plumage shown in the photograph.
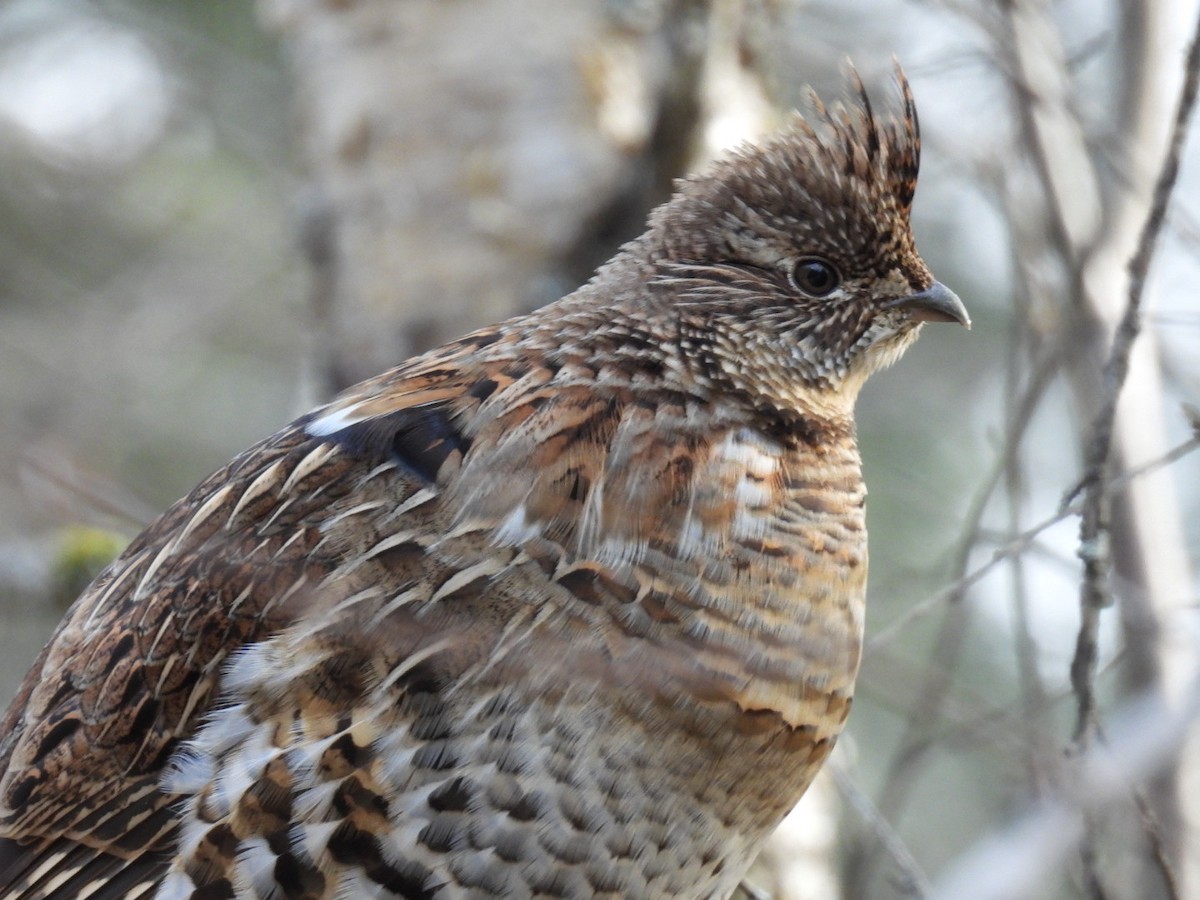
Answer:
[0,70,967,900]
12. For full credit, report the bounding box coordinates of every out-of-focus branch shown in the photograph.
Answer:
[1070,9,1200,749]
[260,0,711,391]
[830,763,932,899]
[930,679,1200,900]
[866,432,1200,652]
[994,1,1197,894]
[850,334,1063,889]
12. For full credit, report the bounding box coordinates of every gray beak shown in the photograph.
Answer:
[887,282,971,329]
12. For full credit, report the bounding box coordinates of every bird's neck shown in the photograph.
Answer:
[522,277,862,437]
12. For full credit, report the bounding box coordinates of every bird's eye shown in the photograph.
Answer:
[790,257,840,297]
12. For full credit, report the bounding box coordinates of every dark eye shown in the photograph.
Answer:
[790,257,840,297]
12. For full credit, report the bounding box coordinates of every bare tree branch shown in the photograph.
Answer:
[931,680,1200,900]
[831,763,932,899]
[1070,7,1200,749]
[868,431,1200,652]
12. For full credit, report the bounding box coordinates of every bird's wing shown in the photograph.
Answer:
[0,328,743,898]
[0,330,510,892]
[0,415,339,897]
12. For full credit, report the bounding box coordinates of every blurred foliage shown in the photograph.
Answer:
[49,524,126,610]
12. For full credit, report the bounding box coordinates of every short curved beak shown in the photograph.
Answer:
[887,282,971,329]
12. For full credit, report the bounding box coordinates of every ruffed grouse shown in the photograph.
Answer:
[0,71,967,899]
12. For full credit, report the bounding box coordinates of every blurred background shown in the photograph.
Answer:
[1,1,1198,898]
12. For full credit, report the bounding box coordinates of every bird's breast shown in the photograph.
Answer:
[453,411,870,752]
[634,424,869,758]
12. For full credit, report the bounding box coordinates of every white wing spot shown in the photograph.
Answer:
[306,403,367,437]
[493,505,542,547]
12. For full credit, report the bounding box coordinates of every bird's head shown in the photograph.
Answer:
[640,67,968,420]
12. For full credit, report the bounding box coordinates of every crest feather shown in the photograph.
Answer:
[648,62,923,262]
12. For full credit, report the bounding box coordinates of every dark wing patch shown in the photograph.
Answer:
[317,403,471,484]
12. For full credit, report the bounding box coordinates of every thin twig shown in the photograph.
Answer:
[831,763,933,898]
[1102,721,1184,900]
[868,432,1200,653]
[931,678,1200,900]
